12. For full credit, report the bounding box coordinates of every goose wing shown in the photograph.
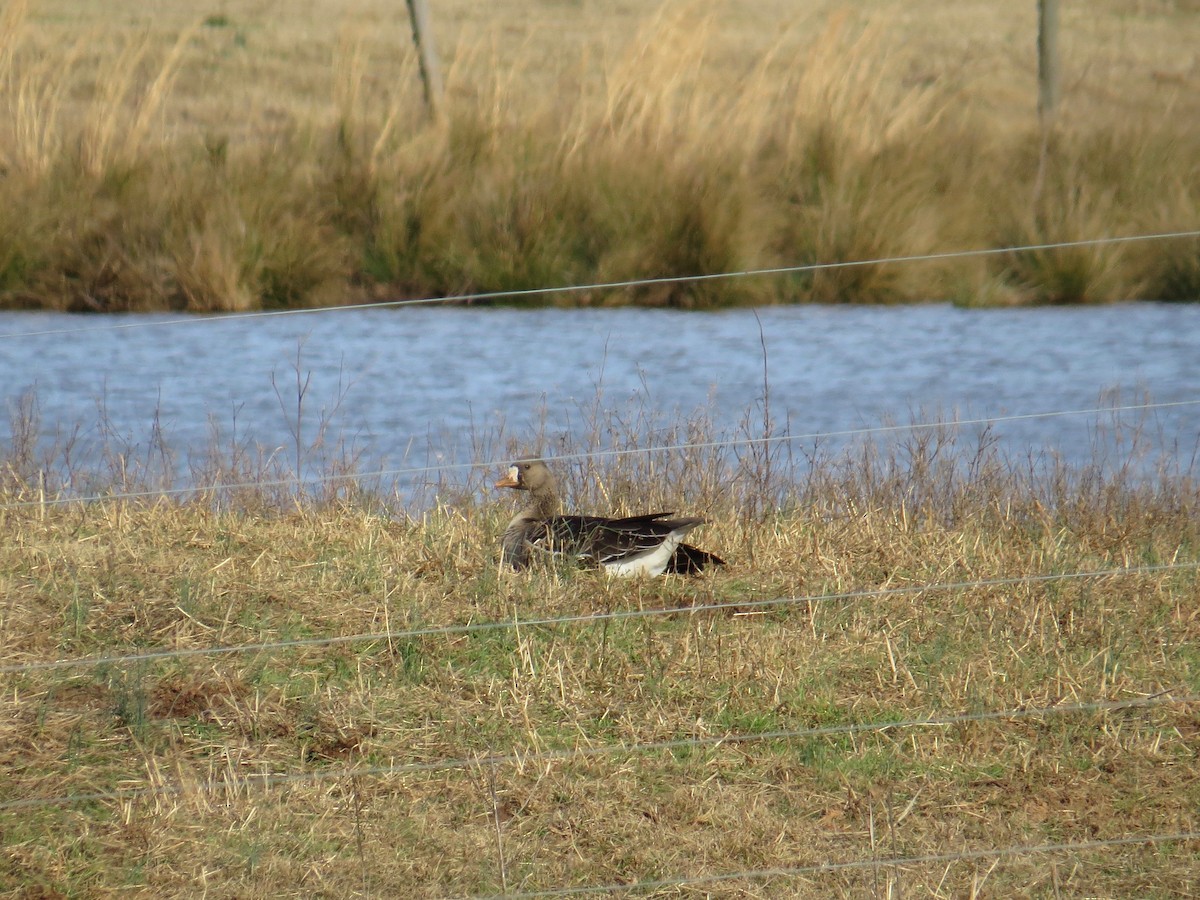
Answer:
[666,543,727,574]
[535,513,705,566]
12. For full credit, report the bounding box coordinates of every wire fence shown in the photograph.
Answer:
[3,559,1197,676]
[4,552,1196,889]
[3,677,1194,894]
[483,829,1200,898]
[4,231,1199,892]
[1,692,1191,813]
[2,395,1198,510]
[4,545,1196,888]
[2,229,1198,342]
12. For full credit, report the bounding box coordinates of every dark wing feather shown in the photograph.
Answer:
[537,514,705,566]
[665,543,726,575]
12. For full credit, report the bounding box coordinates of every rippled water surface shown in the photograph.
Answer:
[3,303,1199,491]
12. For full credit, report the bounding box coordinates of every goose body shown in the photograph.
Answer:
[495,460,724,576]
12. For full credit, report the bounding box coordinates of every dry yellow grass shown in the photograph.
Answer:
[0,0,1198,309]
[16,0,1200,133]
[2,426,1198,895]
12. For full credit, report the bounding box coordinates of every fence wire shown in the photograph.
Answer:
[2,396,1198,511]
[0,691,1190,813]
[3,560,1196,676]
[478,829,1200,898]
[3,229,1199,341]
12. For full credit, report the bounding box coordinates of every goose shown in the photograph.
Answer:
[494,459,725,576]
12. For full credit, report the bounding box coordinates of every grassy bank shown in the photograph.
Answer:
[2,407,1199,895]
[0,0,1198,311]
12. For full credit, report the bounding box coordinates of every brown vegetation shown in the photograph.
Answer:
[2,398,1198,895]
[0,0,1198,311]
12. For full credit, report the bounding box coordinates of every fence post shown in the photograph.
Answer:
[405,0,444,119]
[1037,0,1060,123]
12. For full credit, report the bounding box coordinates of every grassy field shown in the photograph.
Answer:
[0,0,1198,310]
[2,411,1199,896]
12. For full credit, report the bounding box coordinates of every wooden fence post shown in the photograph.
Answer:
[405,0,444,119]
[1032,0,1060,202]
[1037,0,1060,123]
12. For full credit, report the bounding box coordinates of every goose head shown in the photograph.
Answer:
[495,459,560,518]
[494,459,553,492]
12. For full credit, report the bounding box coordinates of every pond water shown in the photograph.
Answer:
[2,303,1198,498]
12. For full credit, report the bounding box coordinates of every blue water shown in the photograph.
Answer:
[2,303,1199,496]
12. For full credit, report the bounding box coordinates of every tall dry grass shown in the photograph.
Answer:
[0,1,1198,311]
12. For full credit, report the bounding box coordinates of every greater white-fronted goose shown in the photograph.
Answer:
[494,459,725,576]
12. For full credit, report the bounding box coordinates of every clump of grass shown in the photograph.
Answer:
[1149,237,1200,301]
[0,0,190,178]
[983,133,1138,304]
[753,14,953,303]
